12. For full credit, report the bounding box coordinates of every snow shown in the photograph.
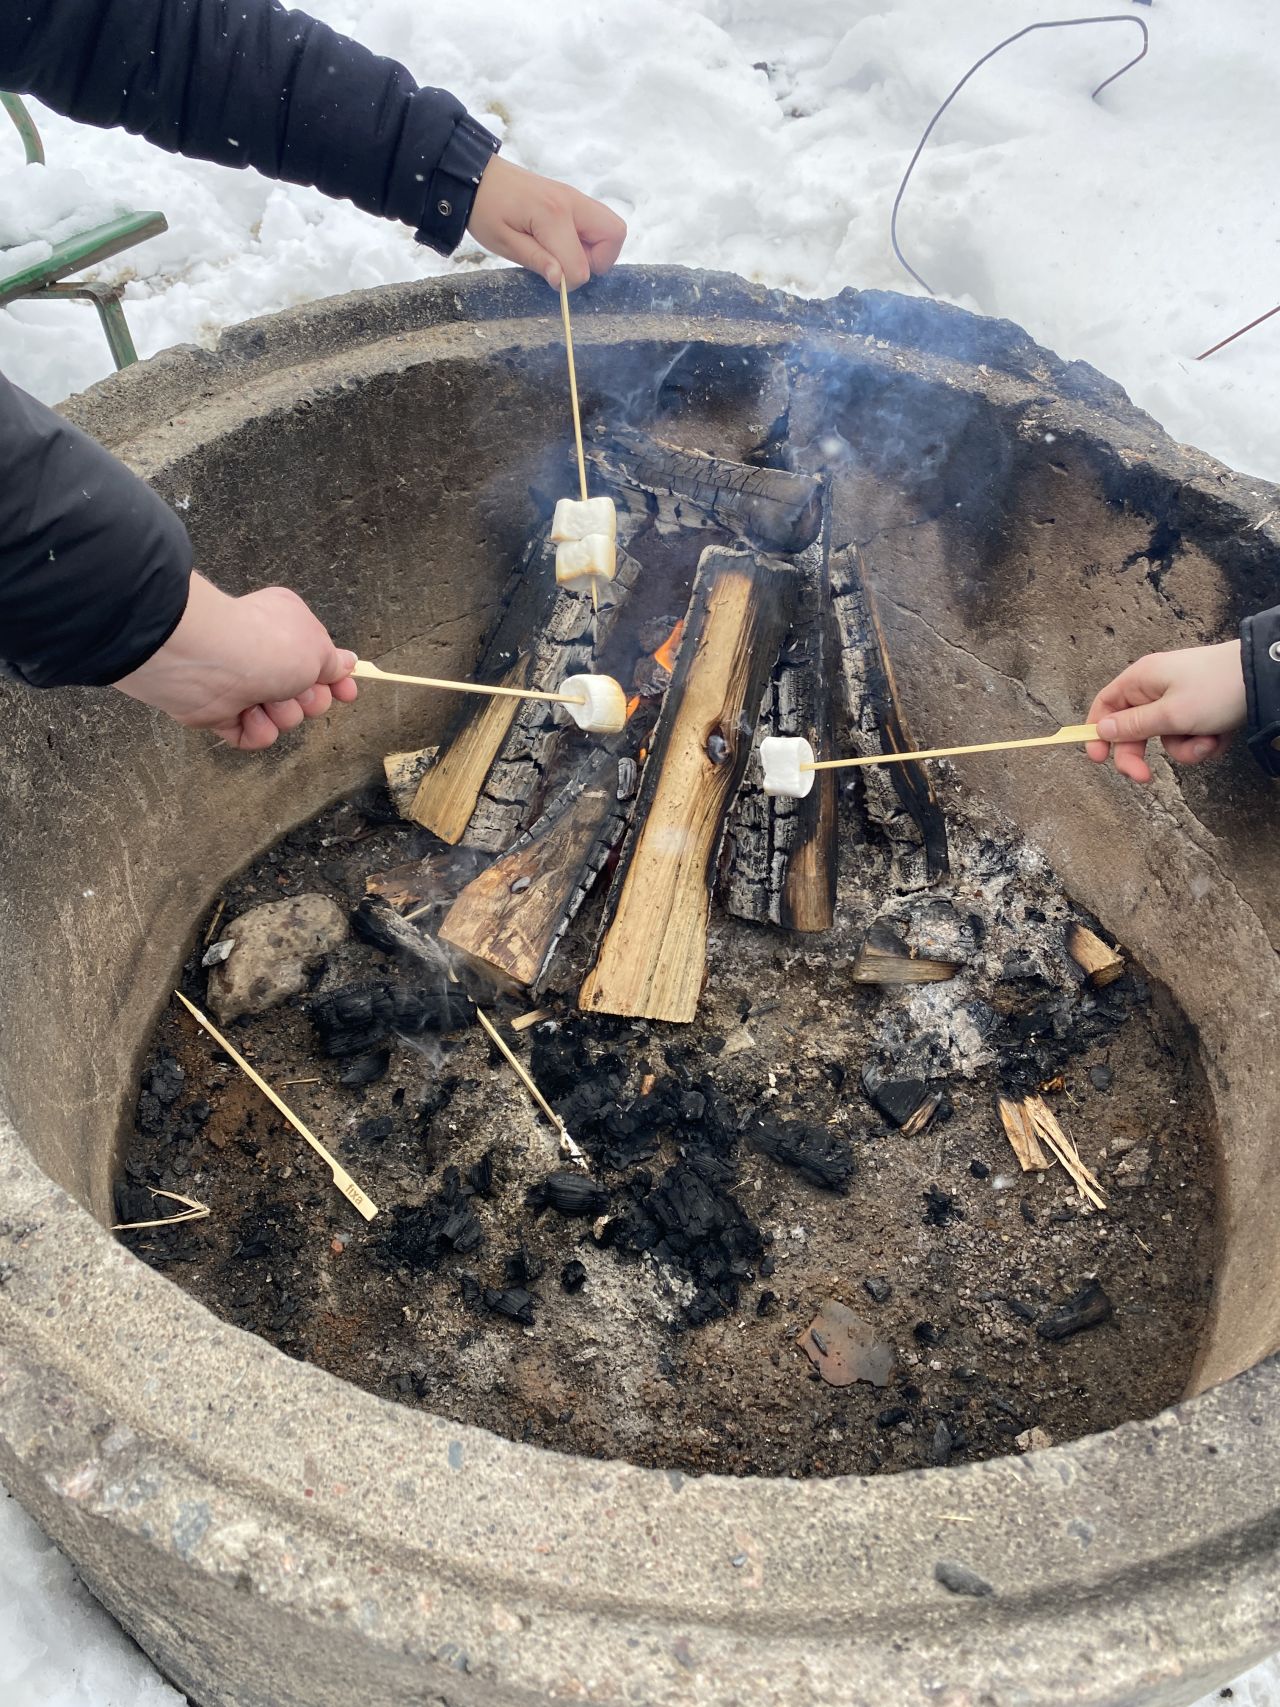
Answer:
[1,1,1278,1701]
[0,164,133,273]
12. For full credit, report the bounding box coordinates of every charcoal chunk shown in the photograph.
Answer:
[748,1117,855,1194]
[311,979,472,1057]
[482,1286,536,1326]
[608,1155,763,1327]
[923,1186,963,1227]
[384,1168,484,1271]
[146,1053,186,1106]
[862,1069,930,1128]
[1036,1280,1113,1342]
[526,1172,610,1219]
[466,1149,497,1199]
[338,1049,390,1088]
[864,1276,893,1305]
[560,1259,588,1294]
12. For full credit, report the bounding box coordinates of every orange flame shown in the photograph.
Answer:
[625,694,641,721]
[653,619,684,674]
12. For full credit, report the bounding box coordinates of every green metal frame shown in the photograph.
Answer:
[0,92,167,369]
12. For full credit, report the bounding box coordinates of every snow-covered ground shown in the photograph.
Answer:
[2,1,1278,1701]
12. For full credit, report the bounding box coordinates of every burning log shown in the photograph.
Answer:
[852,920,959,985]
[580,545,796,1022]
[830,543,950,883]
[438,747,629,990]
[1065,921,1126,988]
[720,511,840,931]
[588,425,824,555]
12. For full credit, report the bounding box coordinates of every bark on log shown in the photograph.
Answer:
[438,747,630,990]
[719,506,838,930]
[580,545,796,1022]
[588,426,824,555]
[830,542,950,883]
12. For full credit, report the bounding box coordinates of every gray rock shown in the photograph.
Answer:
[207,894,347,1021]
[934,1560,994,1598]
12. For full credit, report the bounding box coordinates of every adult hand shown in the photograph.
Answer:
[1085,639,1247,783]
[113,572,358,750]
[469,155,627,290]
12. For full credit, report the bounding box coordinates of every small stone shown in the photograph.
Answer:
[1114,1146,1152,1189]
[1037,1280,1113,1341]
[1089,1064,1114,1091]
[934,1560,994,1598]
[207,894,348,1021]
[799,1300,896,1388]
[876,1405,911,1428]
[863,1276,892,1304]
[931,1421,954,1465]
[1015,1426,1054,1452]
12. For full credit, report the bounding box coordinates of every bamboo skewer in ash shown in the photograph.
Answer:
[174,992,379,1221]
[760,724,1100,797]
[555,278,615,615]
[350,661,626,733]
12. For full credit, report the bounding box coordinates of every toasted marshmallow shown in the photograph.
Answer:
[552,496,617,543]
[555,533,617,593]
[760,735,816,798]
[560,674,628,735]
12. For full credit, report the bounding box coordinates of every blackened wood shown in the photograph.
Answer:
[719,503,838,930]
[830,543,950,882]
[580,545,796,1022]
[463,537,643,854]
[438,746,630,990]
[851,920,958,985]
[588,425,824,555]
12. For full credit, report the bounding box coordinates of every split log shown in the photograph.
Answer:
[852,920,959,985]
[383,746,437,819]
[830,543,950,884]
[588,426,824,555]
[438,747,630,990]
[407,522,560,843]
[580,545,796,1022]
[1065,922,1125,988]
[719,506,838,930]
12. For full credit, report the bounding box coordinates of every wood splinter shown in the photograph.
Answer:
[475,1006,586,1168]
[1065,921,1126,988]
[174,992,378,1222]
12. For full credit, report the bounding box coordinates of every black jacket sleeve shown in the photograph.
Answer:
[0,0,500,254]
[1241,605,1280,778]
[0,374,192,687]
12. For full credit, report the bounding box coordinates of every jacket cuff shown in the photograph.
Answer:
[1241,604,1280,777]
[414,112,501,255]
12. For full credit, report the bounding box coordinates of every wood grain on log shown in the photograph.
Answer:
[580,545,796,1022]
[720,504,838,930]
[438,747,629,989]
[830,543,950,882]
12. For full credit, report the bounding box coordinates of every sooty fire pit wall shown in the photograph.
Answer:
[1,268,1278,1707]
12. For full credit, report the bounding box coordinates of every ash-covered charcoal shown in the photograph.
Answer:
[466,1148,497,1199]
[338,1049,390,1088]
[459,1271,482,1308]
[1036,1280,1113,1342]
[384,1168,484,1272]
[608,1155,764,1327]
[861,1066,941,1131]
[503,1248,544,1287]
[311,980,473,1058]
[526,1172,611,1219]
[560,1258,588,1294]
[923,1185,963,1227]
[747,1116,855,1194]
[482,1286,537,1326]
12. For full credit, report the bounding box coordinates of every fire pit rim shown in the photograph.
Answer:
[3,265,1278,1706]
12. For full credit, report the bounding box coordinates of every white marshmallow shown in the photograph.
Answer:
[552,496,617,543]
[555,533,617,592]
[560,674,628,735]
[760,735,816,798]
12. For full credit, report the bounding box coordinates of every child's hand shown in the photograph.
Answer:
[113,573,359,750]
[1085,639,1247,783]
[468,156,627,290]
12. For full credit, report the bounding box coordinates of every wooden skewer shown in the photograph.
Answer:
[351,660,585,708]
[475,1006,586,1166]
[174,992,378,1222]
[559,276,600,619]
[803,723,1099,772]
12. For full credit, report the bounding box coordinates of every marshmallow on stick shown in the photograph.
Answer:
[560,674,627,734]
[760,736,817,799]
[552,496,617,542]
[556,533,617,593]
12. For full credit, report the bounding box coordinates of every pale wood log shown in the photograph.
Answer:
[580,545,795,1022]
[852,919,959,985]
[1065,921,1126,987]
[409,654,532,843]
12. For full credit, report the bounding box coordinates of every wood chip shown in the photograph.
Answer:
[996,1094,1050,1171]
[510,1008,552,1033]
[1065,921,1125,987]
[1025,1095,1107,1210]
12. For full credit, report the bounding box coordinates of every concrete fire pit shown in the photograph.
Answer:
[1,267,1278,1707]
